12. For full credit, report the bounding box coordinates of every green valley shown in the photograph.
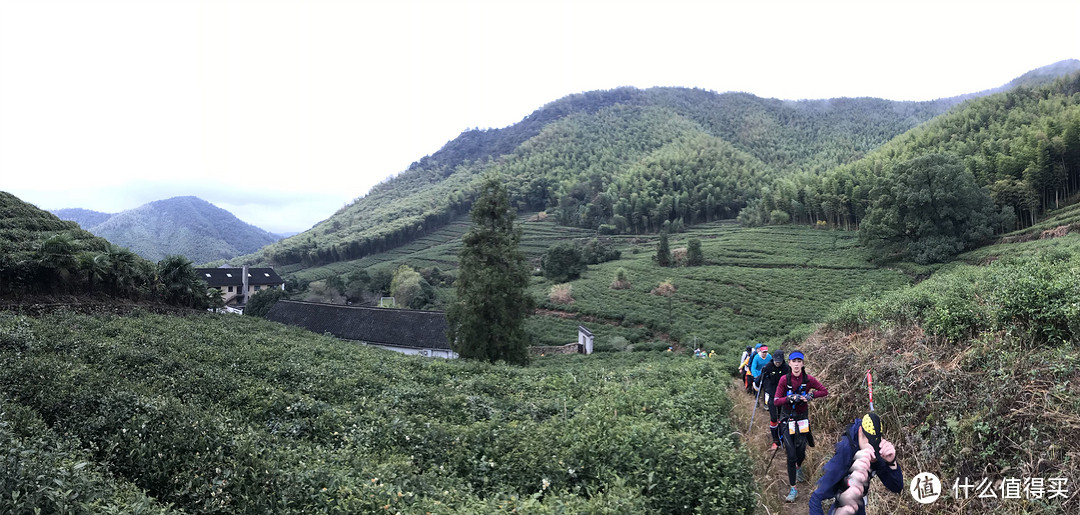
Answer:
[5,59,1080,515]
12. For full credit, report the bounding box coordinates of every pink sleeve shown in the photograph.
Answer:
[774,376,788,405]
[807,375,828,399]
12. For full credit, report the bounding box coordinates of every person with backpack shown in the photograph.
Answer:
[808,412,903,515]
[739,345,755,394]
[774,350,828,503]
[755,350,790,450]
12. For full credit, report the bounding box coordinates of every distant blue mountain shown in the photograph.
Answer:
[53,196,281,264]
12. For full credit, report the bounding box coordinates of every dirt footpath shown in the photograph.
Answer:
[729,379,817,515]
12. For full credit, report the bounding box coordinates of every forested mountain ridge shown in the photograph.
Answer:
[54,196,280,265]
[241,61,1080,270]
[741,70,1080,247]
[244,90,952,268]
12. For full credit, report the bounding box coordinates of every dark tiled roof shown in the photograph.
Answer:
[195,267,283,287]
[265,300,451,350]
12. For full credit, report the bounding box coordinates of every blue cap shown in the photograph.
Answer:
[788,351,805,361]
[753,343,763,349]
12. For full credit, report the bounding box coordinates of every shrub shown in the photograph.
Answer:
[686,238,704,266]
[244,287,288,318]
[541,243,585,283]
[986,255,1080,344]
[769,209,791,225]
[580,238,621,264]
[596,336,630,352]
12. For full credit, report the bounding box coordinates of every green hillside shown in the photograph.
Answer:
[0,309,753,513]
[56,196,280,265]
[242,62,1080,279]
[243,87,963,271]
[7,59,1080,515]
[2,192,119,295]
[281,215,909,354]
[1,193,221,309]
[747,71,1080,239]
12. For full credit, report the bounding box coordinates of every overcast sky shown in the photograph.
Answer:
[2,0,1078,233]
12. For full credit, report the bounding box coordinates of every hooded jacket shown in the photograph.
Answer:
[808,420,904,515]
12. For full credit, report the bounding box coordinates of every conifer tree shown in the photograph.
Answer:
[655,232,672,267]
[447,176,534,365]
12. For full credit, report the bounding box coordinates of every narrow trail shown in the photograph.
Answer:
[729,379,819,515]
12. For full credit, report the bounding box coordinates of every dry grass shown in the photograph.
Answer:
[755,325,1080,514]
[650,279,676,296]
[548,283,574,304]
[609,279,631,290]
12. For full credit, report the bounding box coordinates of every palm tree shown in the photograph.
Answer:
[35,232,79,292]
[77,251,109,293]
[106,245,139,296]
[156,254,208,308]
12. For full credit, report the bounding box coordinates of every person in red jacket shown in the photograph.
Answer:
[774,350,828,502]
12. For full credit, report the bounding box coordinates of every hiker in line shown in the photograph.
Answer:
[749,344,771,400]
[774,350,828,503]
[808,413,903,515]
[739,345,756,394]
[755,350,790,450]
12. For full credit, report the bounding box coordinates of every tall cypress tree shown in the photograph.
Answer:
[447,176,534,365]
[655,231,672,267]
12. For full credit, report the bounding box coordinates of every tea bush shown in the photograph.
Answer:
[827,252,1080,345]
[0,310,755,513]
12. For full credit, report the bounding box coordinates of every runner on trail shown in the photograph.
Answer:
[808,413,903,515]
[755,350,790,449]
[773,350,828,503]
[749,344,771,393]
[739,345,756,394]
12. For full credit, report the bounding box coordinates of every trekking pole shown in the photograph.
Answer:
[748,381,763,434]
[865,369,874,412]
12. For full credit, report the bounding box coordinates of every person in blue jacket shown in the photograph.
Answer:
[748,344,771,397]
[808,413,903,515]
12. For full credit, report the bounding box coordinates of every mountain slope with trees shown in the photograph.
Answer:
[55,196,280,265]
[241,88,962,269]
[739,69,1080,262]
[242,61,1080,274]
[1,192,220,309]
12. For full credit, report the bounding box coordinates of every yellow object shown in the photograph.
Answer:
[861,414,877,436]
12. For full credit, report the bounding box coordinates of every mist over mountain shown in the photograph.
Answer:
[53,196,280,264]
[51,208,114,229]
